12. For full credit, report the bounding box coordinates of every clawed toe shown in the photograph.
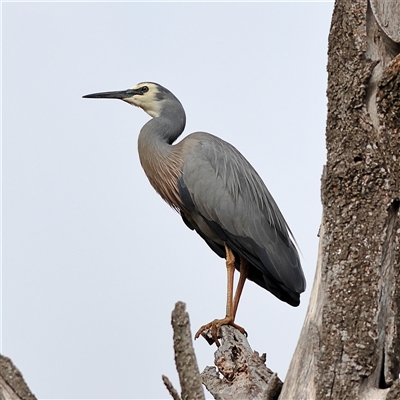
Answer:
[231,322,247,337]
[194,317,247,347]
[195,319,221,346]
[194,321,213,340]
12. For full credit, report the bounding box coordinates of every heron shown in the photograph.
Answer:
[83,82,306,346]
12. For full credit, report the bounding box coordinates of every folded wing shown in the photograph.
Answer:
[178,132,306,306]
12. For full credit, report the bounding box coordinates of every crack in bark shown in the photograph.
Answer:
[364,3,400,390]
[365,1,390,176]
[329,343,344,399]
[379,349,389,389]
[375,200,400,388]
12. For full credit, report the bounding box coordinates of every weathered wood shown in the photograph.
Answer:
[0,354,37,400]
[162,375,182,400]
[280,1,400,399]
[164,301,205,400]
[370,0,400,43]
[278,218,327,399]
[201,325,282,400]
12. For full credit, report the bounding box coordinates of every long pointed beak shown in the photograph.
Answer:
[82,89,138,100]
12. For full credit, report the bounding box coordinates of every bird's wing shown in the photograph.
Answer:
[178,132,305,295]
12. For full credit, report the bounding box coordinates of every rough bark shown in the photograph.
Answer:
[0,354,37,400]
[280,1,400,399]
[163,301,205,400]
[200,325,282,400]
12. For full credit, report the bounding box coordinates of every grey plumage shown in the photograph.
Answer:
[83,81,305,318]
[178,132,305,306]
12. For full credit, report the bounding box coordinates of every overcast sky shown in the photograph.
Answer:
[2,1,334,399]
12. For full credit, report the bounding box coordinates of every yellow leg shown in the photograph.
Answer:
[232,257,249,320]
[194,245,248,346]
[225,244,235,318]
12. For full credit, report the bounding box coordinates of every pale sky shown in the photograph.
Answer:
[2,1,333,398]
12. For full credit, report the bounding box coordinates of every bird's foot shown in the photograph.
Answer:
[194,317,247,347]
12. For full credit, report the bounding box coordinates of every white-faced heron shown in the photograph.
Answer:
[83,82,306,346]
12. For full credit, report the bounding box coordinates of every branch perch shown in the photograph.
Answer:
[200,325,282,400]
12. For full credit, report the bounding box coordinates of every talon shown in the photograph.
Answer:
[210,320,221,346]
[194,319,221,346]
[194,322,213,340]
[195,317,247,347]
[230,322,247,337]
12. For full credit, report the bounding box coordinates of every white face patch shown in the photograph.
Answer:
[123,82,162,118]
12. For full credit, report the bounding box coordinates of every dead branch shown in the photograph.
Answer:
[0,354,37,400]
[163,301,205,400]
[200,325,282,400]
[162,375,182,400]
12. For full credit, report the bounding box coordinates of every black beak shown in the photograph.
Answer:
[82,89,140,100]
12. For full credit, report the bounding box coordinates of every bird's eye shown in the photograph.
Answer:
[141,86,149,93]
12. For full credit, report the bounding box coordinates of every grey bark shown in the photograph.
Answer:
[162,375,182,400]
[0,354,37,400]
[200,325,282,400]
[280,0,400,399]
[163,301,205,400]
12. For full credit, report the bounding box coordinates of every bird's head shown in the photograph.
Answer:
[83,82,179,118]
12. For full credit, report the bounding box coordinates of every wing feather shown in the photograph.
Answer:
[178,132,305,299]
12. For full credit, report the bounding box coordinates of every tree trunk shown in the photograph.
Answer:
[280,0,400,399]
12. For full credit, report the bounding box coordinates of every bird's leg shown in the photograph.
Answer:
[232,257,249,322]
[194,245,247,346]
[224,243,235,318]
